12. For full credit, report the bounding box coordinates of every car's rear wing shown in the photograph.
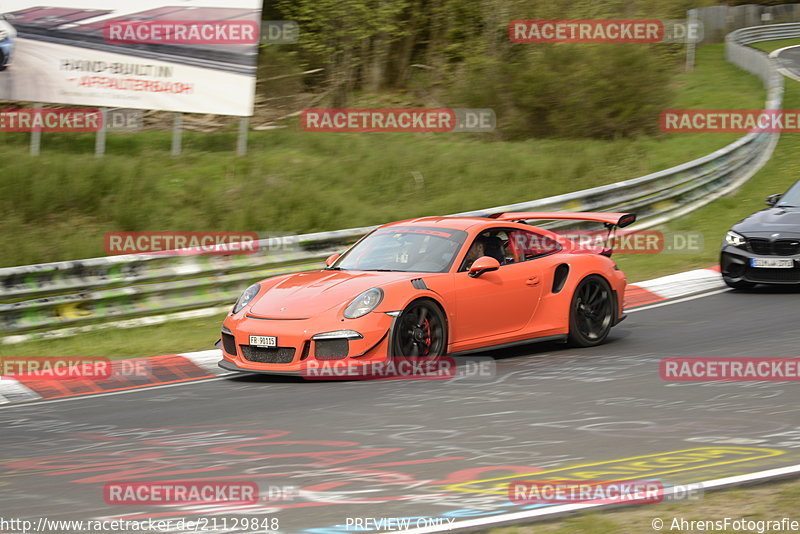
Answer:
[488,212,637,228]
[488,211,637,257]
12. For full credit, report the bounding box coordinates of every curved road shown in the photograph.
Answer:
[1,287,799,532]
[776,45,800,79]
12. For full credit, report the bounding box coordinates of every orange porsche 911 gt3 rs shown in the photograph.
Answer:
[217,212,636,375]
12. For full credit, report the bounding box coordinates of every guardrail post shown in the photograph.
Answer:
[237,117,249,156]
[171,113,182,157]
[686,10,698,72]
[30,103,42,156]
[95,108,107,158]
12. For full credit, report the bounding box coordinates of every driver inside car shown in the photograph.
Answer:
[463,240,485,270]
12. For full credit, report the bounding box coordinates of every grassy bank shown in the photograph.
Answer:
[1,45,760,267]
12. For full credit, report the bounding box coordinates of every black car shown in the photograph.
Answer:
[721,180,800,289]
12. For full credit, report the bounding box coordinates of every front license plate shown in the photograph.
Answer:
[249,335,277,347]
[751,258,794,268]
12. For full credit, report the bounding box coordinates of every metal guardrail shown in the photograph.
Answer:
[1,26,794,340]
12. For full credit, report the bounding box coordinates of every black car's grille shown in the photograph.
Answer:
[746,267,800,283]
[240,345,296,364]
[774,239,800,256]
[314,339,349,360]
[747,237,800,256]
[748,238,772,255]
[221,333,237,356]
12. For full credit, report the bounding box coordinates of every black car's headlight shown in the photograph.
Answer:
[232,283,260,314]
[344,288,383,319]
[725,231,747,248]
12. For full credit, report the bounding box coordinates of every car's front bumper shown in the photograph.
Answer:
[721,245,800,285]
[218,310,395,374]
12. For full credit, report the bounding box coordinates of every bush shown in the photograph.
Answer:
[449,44,675,140]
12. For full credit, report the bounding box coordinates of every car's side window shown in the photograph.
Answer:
[507,229,562,262]
[458,229,516,272]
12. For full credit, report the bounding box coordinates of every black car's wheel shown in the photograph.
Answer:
[568,275,614,347]
[391,300,447,358]
[723,277,756,290]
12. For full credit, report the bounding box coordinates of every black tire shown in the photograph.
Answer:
[568,275,614,347]
[723,277,756,290]
[390,299,447,358]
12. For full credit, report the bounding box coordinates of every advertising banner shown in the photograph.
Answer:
[0,0,261,116]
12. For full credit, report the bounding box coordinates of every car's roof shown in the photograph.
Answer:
[381,216,493,232]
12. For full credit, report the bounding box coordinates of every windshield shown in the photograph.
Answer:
[332,226,468,273]
[778,180,800,207]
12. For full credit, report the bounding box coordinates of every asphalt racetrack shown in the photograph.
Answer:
[776,45,800,79]
[1,287,799,533]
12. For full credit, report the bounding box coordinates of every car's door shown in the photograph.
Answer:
[452,228,558,343]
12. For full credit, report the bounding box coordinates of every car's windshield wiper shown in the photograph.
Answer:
[777,204,798,208]
[368,269,405,272]
[324,267,341,270]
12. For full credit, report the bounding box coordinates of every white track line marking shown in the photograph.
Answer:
[390,463,800,533]
[0,374,239,411]
[627,288,731,313]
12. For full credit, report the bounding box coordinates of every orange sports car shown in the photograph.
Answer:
[217,212,636,375]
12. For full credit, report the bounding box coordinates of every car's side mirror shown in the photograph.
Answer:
[766,193,783,207]
[325,253,341,267]
[468,256,500,278]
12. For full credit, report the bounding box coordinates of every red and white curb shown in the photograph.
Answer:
[624,266,724,308]
[0,350,231,404]
[0,267,727,404]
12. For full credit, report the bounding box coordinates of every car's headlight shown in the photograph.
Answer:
[344,288,383,319]
[232,283,260,314]
[725,231,747,248]
[0,31,8,42]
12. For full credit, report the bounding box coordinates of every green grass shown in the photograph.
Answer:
[750,38,800,54]
[0,43,775,358]
[0,45,760,267]
[491,475,800,534]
